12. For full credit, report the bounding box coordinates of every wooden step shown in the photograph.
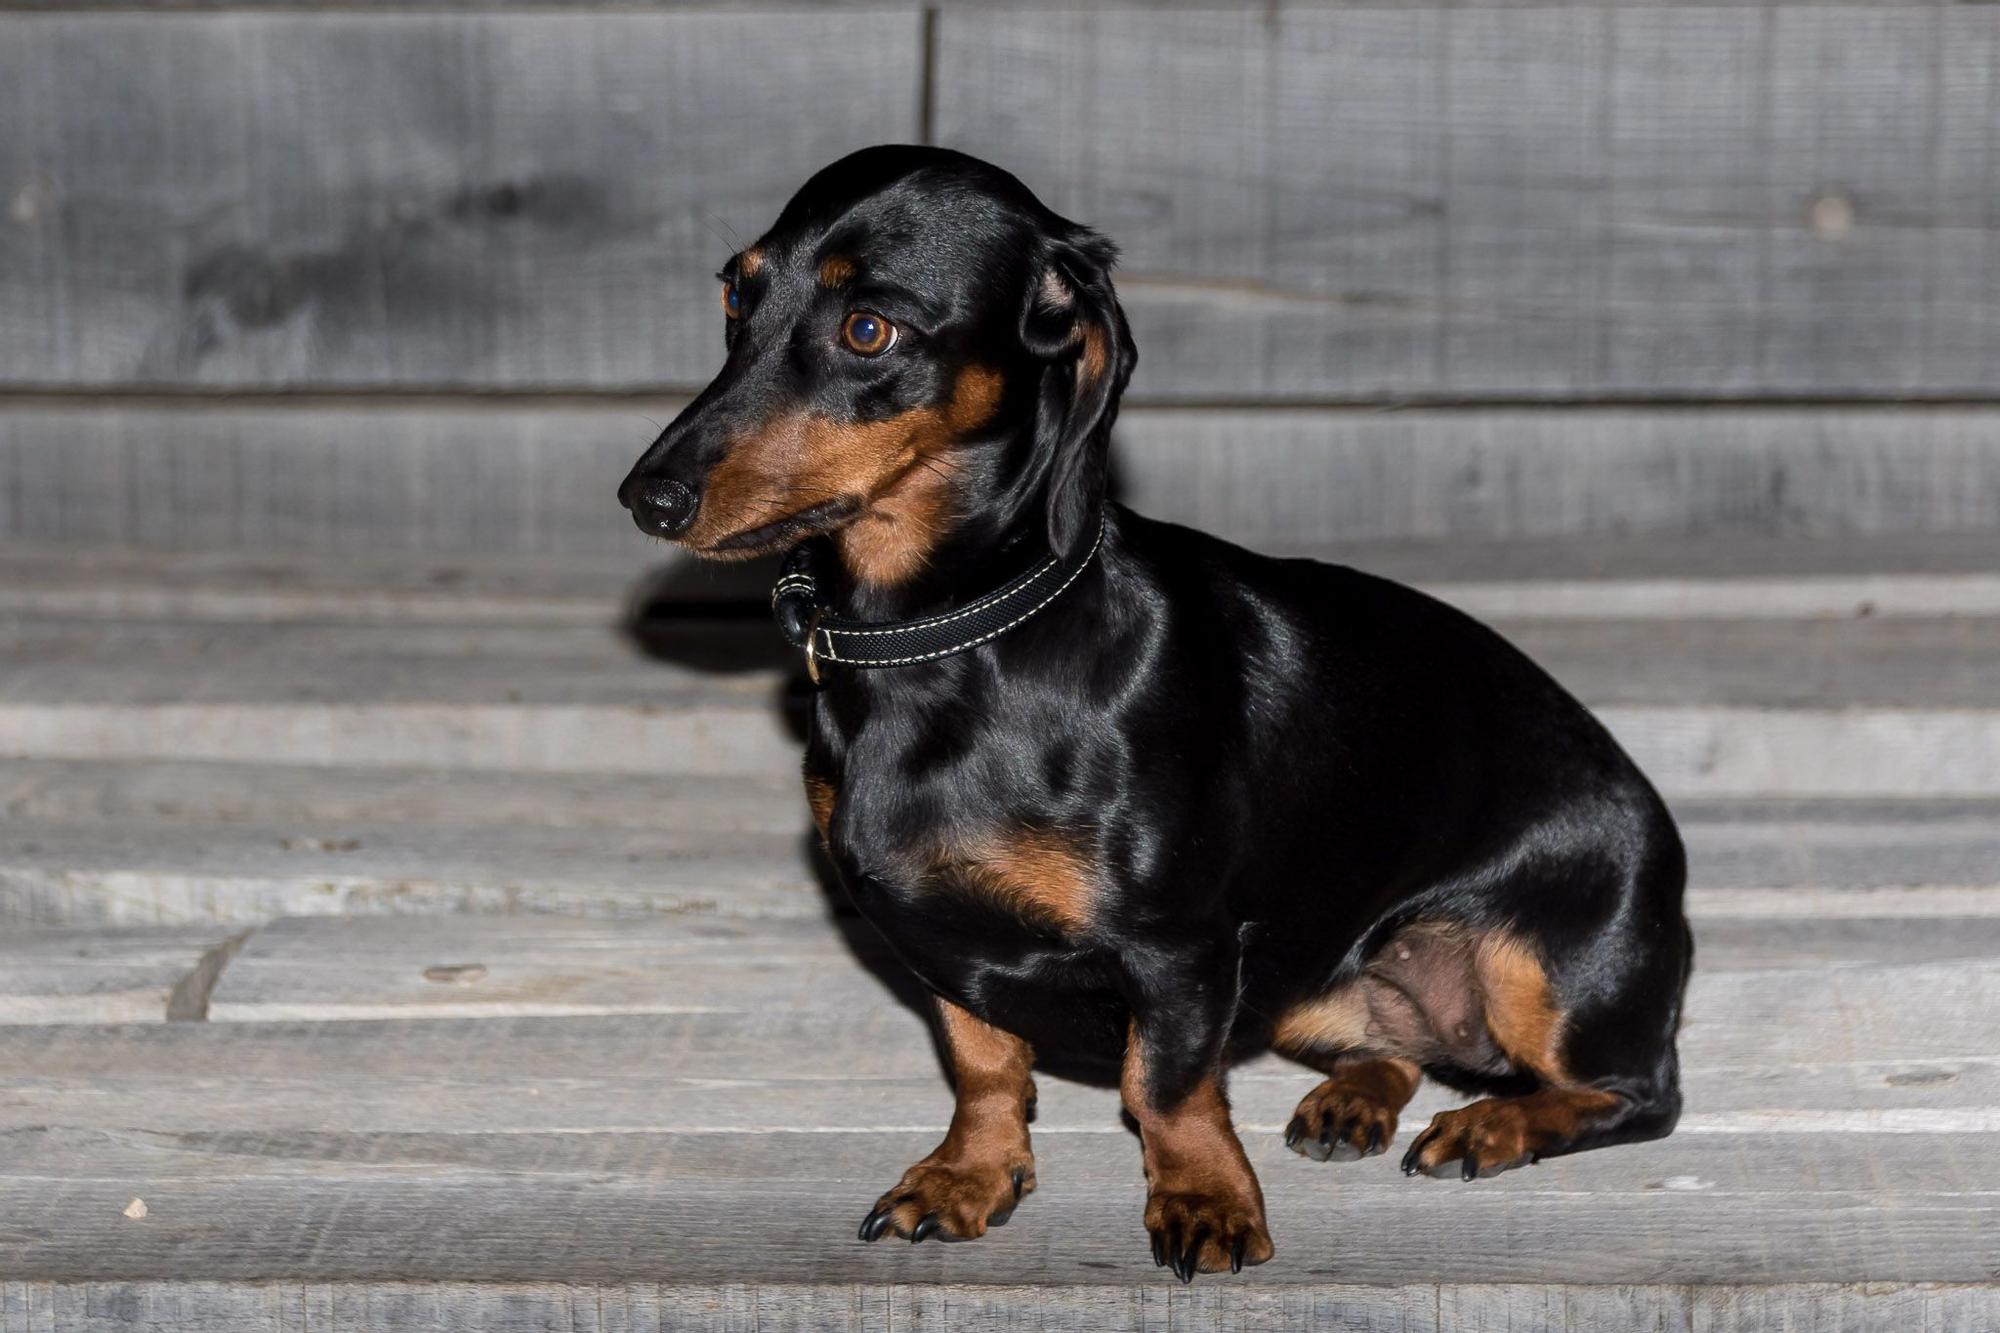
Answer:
[2,757,1995,925]
[7,533,2000,624]
[8,404,2000,557]
[6,603,2000,795]
[0,817,818,927]
[0,924,238,1026]
[2,910,1994,1317]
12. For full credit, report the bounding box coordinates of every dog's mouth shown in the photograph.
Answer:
[686,495,863,561]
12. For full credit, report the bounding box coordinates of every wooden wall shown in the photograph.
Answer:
[3,2,1998,554]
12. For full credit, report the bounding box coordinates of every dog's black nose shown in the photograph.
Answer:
[621,477,697,539]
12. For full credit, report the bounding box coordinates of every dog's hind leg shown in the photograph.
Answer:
[1400,857,1692,1180]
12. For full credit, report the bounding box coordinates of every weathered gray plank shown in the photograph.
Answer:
[1598,705,2000,799]
[0,926,229,1025]
[10,401,2000,585]
[1,9,1996,398]
[13,940,2000,1123]
[5,756,1996,926]
[935,7,2000,400]
[0,618,785,706]
[0,543,648,624]
[202,910,2000,1022]
[1,796,1996,928]
[8,537,2000,627]
[0,13,921,389]
[6,901,1998,1290]
[4,1282,1995,1333]
[10,405,2000,558]
[0,819,819,925]
[0,758,804,834]
[2,1117,1996,1284]
[1676,799,2000,894]
[8,614,1999,711]
[6,612,2000,797]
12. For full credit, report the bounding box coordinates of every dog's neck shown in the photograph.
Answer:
[819,430,1079,624]
[821,515,1058,626]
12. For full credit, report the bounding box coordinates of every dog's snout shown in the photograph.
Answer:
[621,476,698,539]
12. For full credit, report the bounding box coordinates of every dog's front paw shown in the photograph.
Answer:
[858,1155,1034,1243]
[1143,1186,1274,1282]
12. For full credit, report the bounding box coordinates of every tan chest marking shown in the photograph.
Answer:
[929,828,1097,934]
[804,774,836,844]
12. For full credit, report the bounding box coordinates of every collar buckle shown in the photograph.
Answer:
[802,607,826,686]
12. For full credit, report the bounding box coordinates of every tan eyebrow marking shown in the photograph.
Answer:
[738,247,765,278]
[819,255,857,287]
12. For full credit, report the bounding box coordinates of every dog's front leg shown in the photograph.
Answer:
[858,996,1037,1244]
[1121,944,1275,1281]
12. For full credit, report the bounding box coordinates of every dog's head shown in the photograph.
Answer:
[618,145,1135,586]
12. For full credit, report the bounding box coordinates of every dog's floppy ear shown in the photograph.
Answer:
[1018,226,1136,558]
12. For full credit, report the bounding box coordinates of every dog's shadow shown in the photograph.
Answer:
[622,559,1119,1092]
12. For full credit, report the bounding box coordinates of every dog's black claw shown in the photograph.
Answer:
[1462,1156,1478,1182]
[1318,1123,1333,1154]
[859,1207,894,1242]
[1164,1220,1185,1279]
[910,1213,940,1244]
[1011,1167,1027,1200]
[1400,1128,1432,1176]
[1151,1231,1167,1267]
[1284,1117,1304,1149]
[1230,1235,1247,1275]
[1176,1224,1210,1284]
[1364,1123,1384,1156]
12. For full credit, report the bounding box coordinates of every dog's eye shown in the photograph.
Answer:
[720,281,741,319]
[840,311,897,357]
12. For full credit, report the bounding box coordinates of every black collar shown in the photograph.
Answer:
[771,521,1104,682]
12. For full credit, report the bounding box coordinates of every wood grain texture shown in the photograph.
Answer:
[3,794,1998,929]
[11,404,2000,557]
[9,956,1999,1127]
[934,7,2000,400]
[4,1130,1998,1285]
[0,12,920,389]
[4,749,1996,928]
[199,910,2000,1026]
[2,1282,1995,1333]
[3,908,2000,1290]
[3,9,1995,397]
[24,596,1998,712]
[0,925,230,1025]
[7,611,2000,799]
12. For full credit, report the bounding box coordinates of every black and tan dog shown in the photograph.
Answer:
[619,146,1690,1282]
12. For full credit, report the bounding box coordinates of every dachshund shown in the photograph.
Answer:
[619,145,1691,1282]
